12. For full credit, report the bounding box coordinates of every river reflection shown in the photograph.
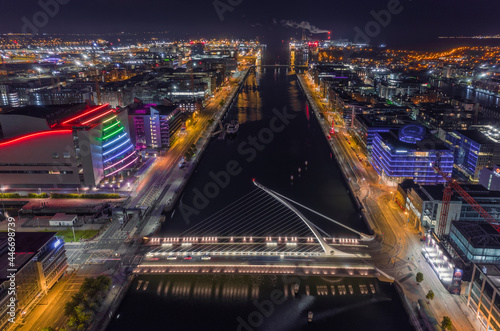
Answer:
[431,78,499,107]
[107,274,413,331]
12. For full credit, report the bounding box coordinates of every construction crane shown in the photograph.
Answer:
[432,161,500,236]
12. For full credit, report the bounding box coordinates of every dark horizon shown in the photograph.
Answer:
[1,0,499,49]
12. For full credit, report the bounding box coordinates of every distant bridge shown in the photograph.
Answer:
[253,64,290,67]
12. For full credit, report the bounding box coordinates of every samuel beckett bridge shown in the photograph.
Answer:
[137,181,393,280]
[141,180,380,257]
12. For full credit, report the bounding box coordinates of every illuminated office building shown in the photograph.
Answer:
[445,130,500,182]
[371,124,453,185]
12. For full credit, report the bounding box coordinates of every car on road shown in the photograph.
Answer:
[201,255,211,261]
[167,255,177,260]
[183,255,192,260]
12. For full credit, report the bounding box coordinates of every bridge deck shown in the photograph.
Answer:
[146,236,366,258]
[134,263,376,278]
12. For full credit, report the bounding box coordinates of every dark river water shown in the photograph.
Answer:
[431,79,500,107]
[107,274,413,331]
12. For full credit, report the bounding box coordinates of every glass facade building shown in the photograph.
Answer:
[128,102,184,150]
[371,124,454,184]
[450,222,500,263]
[445,130,500,182]
[0,233,67,329]
[468,263,500,331]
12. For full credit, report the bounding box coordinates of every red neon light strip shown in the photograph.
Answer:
[106,157,138,177]
[62,104,109,124]
[81,109,115,125]
[0,130,72,147]
[104,152,136,170]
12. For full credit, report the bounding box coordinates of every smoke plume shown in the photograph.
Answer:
[277,19,329,34]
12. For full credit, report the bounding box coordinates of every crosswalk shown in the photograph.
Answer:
[87,249,114,264]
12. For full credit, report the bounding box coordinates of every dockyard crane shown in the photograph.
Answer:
[432,162,500,236]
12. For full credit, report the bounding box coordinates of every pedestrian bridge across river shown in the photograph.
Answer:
[145,181,373,259]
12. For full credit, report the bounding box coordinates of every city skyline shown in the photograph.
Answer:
[0,0,499,48]
[1,2,500,330]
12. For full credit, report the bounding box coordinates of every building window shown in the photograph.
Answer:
[63,152,71,159]
[52,153,59,159]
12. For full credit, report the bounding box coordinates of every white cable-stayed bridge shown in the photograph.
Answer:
[145,181,374,259]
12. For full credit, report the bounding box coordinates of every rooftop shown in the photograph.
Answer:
[0,103,85,121]
[0,232,57,282]
[152,105,179,116]
[453,130,497,145]
[376,130,450,151]
[421,184,500,201]
[355,113,412,129]
[398,179,420,193]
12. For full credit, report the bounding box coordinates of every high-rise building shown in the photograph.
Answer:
[127,100,183,150]
[0,232,67,329]
[445,130,500,182]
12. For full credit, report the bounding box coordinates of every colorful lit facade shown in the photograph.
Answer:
[0,103,139,188]
[99,111,137,186]
[127,101,183,150]
[351,113,412,159]
[371,124,454,185]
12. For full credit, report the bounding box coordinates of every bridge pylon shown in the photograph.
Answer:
[253,180,363,258]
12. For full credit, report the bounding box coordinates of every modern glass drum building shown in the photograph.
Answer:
[372,124,454,185]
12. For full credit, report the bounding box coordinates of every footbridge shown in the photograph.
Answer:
[145,180,373,259]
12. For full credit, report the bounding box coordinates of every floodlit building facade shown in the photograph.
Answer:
[0,103,138,188]
[371,124,454,185]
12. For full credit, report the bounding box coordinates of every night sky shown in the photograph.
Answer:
[2,0,499,48]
